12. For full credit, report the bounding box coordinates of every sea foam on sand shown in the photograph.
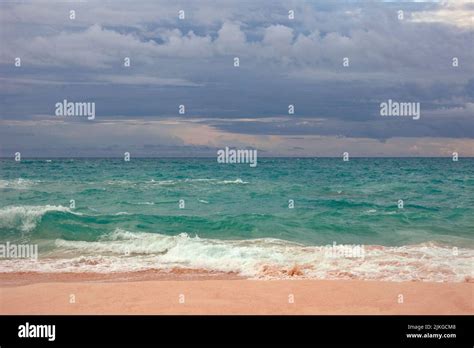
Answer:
[0,229,472,282]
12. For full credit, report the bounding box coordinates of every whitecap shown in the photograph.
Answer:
[0,205,79,232]
[2,229,471,282]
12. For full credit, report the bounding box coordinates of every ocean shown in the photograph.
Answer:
[0,158,473,281]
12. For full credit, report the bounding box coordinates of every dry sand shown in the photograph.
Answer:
[1,272,473,315]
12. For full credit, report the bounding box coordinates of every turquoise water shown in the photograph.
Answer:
[1,158,473,281]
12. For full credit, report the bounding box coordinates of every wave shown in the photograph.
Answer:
[220,178,248,184]
[0,229,472,282]
[184,178,248,184]
[0,205,79,232]
[104,178,249,187]
[0,205,275,235]
[0,178,40,190]
[148,179,175,186]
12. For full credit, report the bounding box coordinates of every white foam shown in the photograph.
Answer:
[0,205,77,232]
[1,229,472,282]
[0,178,39,190]
[184,178,215,182]
[148,179,176,186]
[219,178,248,184]
[102,178,248,187]
[105,180,132,186]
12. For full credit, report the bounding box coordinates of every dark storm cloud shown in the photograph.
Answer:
[0,0,473,156]
[202,111,474,140]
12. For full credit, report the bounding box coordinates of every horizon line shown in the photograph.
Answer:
[1,156,472,159]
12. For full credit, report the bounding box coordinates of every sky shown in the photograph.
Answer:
[0,0,473,157]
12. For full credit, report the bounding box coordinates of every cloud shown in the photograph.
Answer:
[2,2,472,79]
[214,22,247,54]
[0,0,473,156]
[2,117,474,157]
[410,0,474,28]
[6,24,160,68]
[95,74,203,86]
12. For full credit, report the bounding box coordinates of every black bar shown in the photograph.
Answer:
[0,315,472,346]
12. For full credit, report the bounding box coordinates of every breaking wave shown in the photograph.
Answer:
[1,229,472,282]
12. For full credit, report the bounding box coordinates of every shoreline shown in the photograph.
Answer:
[1,272,472,315]
[0,269,242,287]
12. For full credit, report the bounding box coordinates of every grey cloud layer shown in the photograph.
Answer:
[0,0,473,156]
